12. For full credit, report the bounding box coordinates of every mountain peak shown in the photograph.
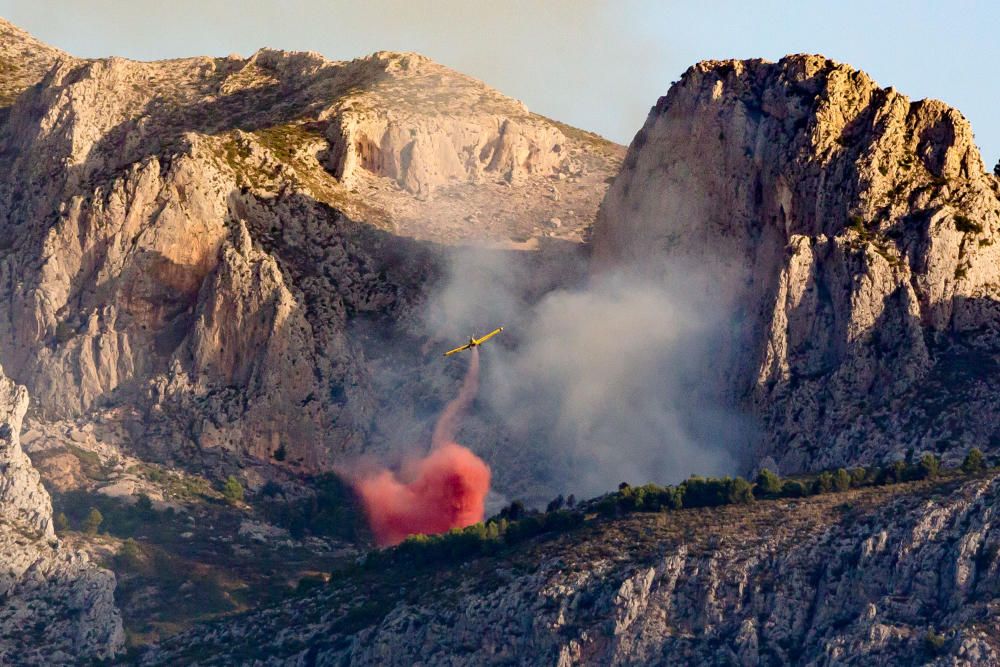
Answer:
[0,17,73,106]
[596,53,1000,474]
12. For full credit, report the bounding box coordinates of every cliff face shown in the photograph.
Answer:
[594,55,1000,473]
[326,51,567,197]
[0,365,123,664]
[0,363,52,537]
[140,474,1000,666]
[0,19,622,473]
[7,20,1000,663]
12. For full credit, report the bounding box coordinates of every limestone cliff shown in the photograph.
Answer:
[326,51,568,197]
[594,55,1000,473]
[0,364,123,664]
[0,363,52,537]
[0,19,622,476]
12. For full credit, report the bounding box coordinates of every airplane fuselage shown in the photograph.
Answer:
[442,326,504,356]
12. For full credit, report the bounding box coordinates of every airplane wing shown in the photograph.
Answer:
[443,342,472,357]
[474,327,503,345]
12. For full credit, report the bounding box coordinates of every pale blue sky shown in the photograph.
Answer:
[2,1,997,166]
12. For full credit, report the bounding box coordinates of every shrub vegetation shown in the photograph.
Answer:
[353,448,993,574]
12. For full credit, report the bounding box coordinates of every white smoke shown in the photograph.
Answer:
[422,246,747,500]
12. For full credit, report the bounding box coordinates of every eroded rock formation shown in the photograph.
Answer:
[0,365,123,664]
[594,54,1000,473]
[0,19,622,477]
[326,52,568,197]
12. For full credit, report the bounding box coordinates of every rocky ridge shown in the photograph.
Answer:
[0,364,123,664]
[0,19,622,485]
[594,54,1000,474]
[0,18,66,106]
[140,473,1000,666]
[3,20,1000,665]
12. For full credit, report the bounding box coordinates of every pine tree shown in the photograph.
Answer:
[82,507,103,534]
[833,468,851,492]
[918,453,940,480]
[546,494,565,512]
[222,475,245,503]
[755,468,782,496]
[962,448,986,474]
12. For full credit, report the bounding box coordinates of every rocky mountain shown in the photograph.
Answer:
[131,53,1000,667]
[0,17,622,492]
[139,472,1000,666]
[4,15,1000,666]
[594,54,1000,475]
[0,17,622,657]
[0,364,123,664]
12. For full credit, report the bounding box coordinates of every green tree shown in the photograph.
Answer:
[727,477,755,505]
[780,480,808,498]
[546,494,565,513]
[500,500,525,521]
[117,538,143,569]
[833,468,851,492]
[754,468,782,496]
[135,493,155,515]
[918,453,940,480]
[681,476,729,507]
[813,472,834,494]
[222,476,245,504]
[962,448,986,474]
[83,507,103,534]
[54,511,70,533]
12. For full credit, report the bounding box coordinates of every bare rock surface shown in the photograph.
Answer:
[0,364,124,664]
[0,363,52,537]
[5,19,1000,665]
[0,22,621,484]
[594,55,1000,473]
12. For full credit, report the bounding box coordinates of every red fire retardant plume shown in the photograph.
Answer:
[354,348,492,546]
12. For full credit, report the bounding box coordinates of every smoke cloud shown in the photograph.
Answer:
[423,248,747,501]
[352,349,491,546]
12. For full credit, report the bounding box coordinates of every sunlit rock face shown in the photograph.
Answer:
[0,364,124,664]
[0,18,622,477]
[594,54,1000,473]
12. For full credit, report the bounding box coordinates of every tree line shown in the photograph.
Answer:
[353,448,990,572]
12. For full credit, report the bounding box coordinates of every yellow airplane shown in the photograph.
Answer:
[443,327,504,356]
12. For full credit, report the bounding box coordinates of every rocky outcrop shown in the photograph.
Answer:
[593,55,1000,473]
[159,219,333,465]
[140,474,1000,666]
[0,365,124,664]
[326,52,567,197]
[0,23,621,478]
[0,364,53,537]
